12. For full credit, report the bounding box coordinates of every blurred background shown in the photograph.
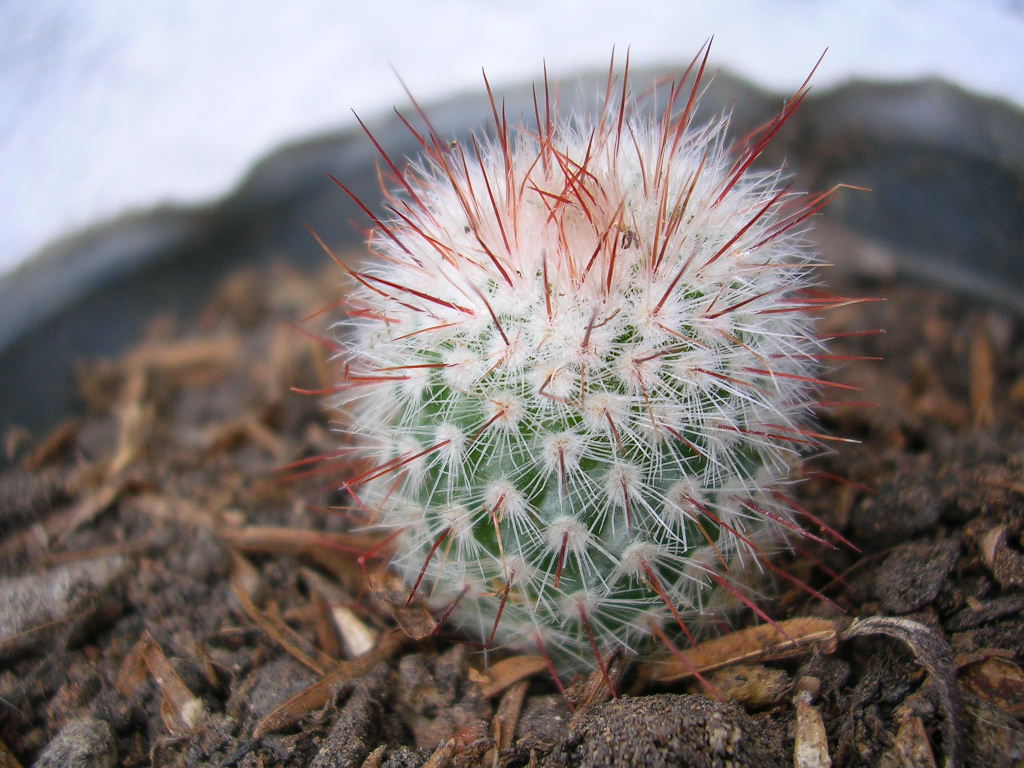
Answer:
[1,0,1023,431]
[3,0,1023,277]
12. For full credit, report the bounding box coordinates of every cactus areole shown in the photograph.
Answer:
[332,48,841,671]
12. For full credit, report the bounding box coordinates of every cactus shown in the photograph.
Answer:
[331,48,842,672]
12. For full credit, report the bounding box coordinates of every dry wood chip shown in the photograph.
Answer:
[330,602,378,658]
[492,680,529,754]
[137,631,208,737]
[220,525,383,581]
[43,536,154,567]
[203,416,289,459]
[115,638,149,698]
[24,418,80,471]
[969,319,996,429]
[3,425,33,462]
[253,629,405,738]
[310,590,344,660]
[794,697,831,768]
[421,737,457,768]
[978,524,1024,589]
[1010,375,1024,407]
[569,652,627,717]
[960,656,1024,716]
[107,366,151,478]
[125,335,241,375]
[48,479,123,541]
[892,715,938,768]
[230,555,335,676]
[639,617,840,683]
[0,736,25,768]
[470,655,548,699]
[953,647,1016,669]
[702,664,791,709]
[840,617,961,768]
[360,744,388,768]
[366,567,442,641]
[300,566,379,658]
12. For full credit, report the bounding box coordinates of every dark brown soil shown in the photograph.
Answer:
[1,247,1022,767]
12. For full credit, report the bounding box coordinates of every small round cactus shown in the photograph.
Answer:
[333,50,839,671]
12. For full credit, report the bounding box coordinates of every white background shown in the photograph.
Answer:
[2,0,1023,276]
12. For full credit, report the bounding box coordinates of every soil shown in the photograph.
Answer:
[1,243,1022,767]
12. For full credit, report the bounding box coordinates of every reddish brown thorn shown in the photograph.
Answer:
[613,47,631,157]
[702,184,790,271]
[488,493,507,526]
[640,559,697,646]
[756,549,842,611]
[695,367,770,396]
[704,568,796,643]
[308,226,394,300]
[531,82,548,175]
[741,499,830,547]
[605,217,623,293]
[431,584,471,637]
[713,50,824,206]
[406,527,452,607]
[554,532,569,588]
[542,250,553,322]
[805,469,874,494]
[672,38,713,151]
[716,423,817,448]
[357,527,404,580]
[758,423,861,445]
[647,619,719,697]
[347,439,452,489]
[487,574,514,648]
[621,480,634,532]
[392,321,460,342]
[282,321,344,353]
[352,111,428,214]
[662,424,710,460]
[327,174,418,259]
[743,368,863,392]
[791,543,850,588]
[578,604,617,698]
[579,221,612,287]
[704,286,785,321]
[344,306,399,325]
[359,272,475,316]
[373,363,450,372]
[469,410,503,444]
[605,410,623,450]
[481,69,514,206]
[816,400,879,409]
[343,369,411,385]
[758,294,885,314]
[683,497,730,571]
[779,353,883,362]
[815,328,886,341]
[534,634,574,712]
[289,384,348,396]
[470,134,514,256]
[473,286,510,347]
[387,203,457,263]
[538,372,572,405]
[769,490,860,552]
[275,452,344,473]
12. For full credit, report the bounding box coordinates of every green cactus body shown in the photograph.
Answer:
[336,54,830,670]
